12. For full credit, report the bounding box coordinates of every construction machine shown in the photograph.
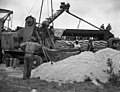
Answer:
[2,2,73,68]
[0,8,13,32]
[2,2,119,68]
[0,8,13,63]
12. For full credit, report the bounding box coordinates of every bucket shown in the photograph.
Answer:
[13,58,17,68]
[6,58,10,67]
[10,58,13,67]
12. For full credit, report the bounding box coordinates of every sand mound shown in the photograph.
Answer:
[31,48,120,85]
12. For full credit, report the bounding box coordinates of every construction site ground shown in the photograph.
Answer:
[0,64,120,92]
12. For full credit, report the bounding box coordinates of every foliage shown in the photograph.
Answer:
[106,58,120,86]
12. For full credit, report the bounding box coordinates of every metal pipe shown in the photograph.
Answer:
[51,0,54,27]
[38,0,44,27]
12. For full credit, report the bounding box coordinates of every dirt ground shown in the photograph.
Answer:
[0,64,120,92]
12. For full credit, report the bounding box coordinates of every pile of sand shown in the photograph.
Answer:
[31,48,120,85]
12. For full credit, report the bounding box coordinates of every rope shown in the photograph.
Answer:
[27,0,38,16]
[44,27,55,64]
[35,0,54,64]
[35,9,40,18]
[43,45,53,64]
[35,30,48,60]
[35,29,53,64]
[46,27,55,48]
[77,19,81,29]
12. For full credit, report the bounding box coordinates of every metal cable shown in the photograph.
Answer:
[77,19,81,29]
[21,0,38,26]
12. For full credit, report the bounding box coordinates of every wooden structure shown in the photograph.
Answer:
[62,29,114,41]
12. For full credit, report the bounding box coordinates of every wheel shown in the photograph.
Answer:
[0,53,2,64]
[2,54,12,67]
[32,55,43,69]
[2,54,12,64]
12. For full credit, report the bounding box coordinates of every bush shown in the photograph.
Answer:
[106,58,120,86]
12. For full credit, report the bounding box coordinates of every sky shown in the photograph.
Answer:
[0,0,120,37]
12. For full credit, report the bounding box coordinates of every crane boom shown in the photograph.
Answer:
[0,9,13,22]
[23,2,70,43]
[42,2,70,27]
[66,10,102,30]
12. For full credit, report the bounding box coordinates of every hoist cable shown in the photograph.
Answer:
[77,19,81,29]
[21,0,38,26]
[27,0,38,16]
[35,9,40,18]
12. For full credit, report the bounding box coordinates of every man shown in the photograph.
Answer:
[106,23,112,31]
[87,39,93,51]
[74,40,81,49]
[73,40,81,53]
[20,37,42,80]
[100,24,105,30]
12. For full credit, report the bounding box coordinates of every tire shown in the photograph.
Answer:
[2,54,12,64]
[0,53,2,64]
[32,55,43,69]
[2,54,12,67]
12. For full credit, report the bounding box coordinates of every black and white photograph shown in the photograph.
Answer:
[0,0,120,92]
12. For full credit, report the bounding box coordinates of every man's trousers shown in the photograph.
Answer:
[23,53,33,79]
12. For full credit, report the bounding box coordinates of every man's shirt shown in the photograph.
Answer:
[20,42,42,54]
[74,44,81,49]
